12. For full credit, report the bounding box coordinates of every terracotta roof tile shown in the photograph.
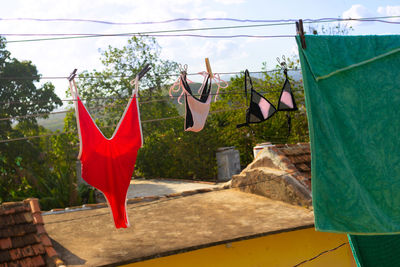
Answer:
[34,226,45,236]
[8,249,22,261]
[28,200,40,215]
[38,235,52,248]
[30,244,45,256]
[10,225,37,237]
[45,247,57,258]
[268,143,312,190]
[0,251,11,263]
[11,234,38,248]
[0,199,63,266]
[31,214,43,225]
[20,246,35,258]
[30,255,45,266]
[0,238,12,250]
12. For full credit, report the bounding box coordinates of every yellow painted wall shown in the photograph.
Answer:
[123,227,355,267]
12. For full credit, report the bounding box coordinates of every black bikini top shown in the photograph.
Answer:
[237,69,297,128]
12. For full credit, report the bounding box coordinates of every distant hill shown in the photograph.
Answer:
[37,112,66,131]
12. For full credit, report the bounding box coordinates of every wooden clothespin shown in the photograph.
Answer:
[68,69,77,81]
[205,58,213,78]
[296,19,306,49]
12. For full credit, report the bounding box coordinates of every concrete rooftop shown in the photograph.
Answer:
[43,189,314,266]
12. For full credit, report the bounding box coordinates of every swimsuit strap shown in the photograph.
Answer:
[131,75,140,97]
[198,71,228,102]
[211,72,229,102]
[169,72,193,105]
[69,78,79,100]
[236,70,253,129]
[244,69,253,107]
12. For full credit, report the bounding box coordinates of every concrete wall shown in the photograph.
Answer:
[122,228,356,267]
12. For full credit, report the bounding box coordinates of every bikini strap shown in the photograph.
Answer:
[198,71,228,102]
[69,78,79,100]
[130,75,140,97]
[244,69,252,107]
[212,73,228,102]
[169,72,193,105]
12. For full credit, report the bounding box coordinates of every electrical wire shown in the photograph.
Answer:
[2,16,400,44]
[4,22,296,44]
[1,15,399,26]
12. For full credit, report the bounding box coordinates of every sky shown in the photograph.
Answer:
[0,0,399,99]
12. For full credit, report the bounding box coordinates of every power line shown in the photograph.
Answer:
[4,15,400,44]
[6,34,293,44]
[4,22,295,44]
[1,15,399,26]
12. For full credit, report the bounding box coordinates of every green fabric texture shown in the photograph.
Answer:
[297,35,400,234]
[348,234,400,267]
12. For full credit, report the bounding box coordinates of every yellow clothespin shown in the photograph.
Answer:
[205,58,213,78]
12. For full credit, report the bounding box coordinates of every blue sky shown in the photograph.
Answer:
[0,0,399,98]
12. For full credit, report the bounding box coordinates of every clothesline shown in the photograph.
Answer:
[0,69,300,81]
[0,87,304,121]
[0,105,306,144]
[0,106,248,143]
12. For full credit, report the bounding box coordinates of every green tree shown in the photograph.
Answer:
[209,60,308,168]
[73,36,180,139]
[0,36,63,203]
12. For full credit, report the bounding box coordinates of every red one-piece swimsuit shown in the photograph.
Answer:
[70,78,142,228]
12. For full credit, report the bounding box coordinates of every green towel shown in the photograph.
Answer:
[348,234,400,267]
[297,35,400,234]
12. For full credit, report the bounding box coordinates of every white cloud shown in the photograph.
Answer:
[213,0,244,4]
[377,5,400,21]
[342,4,375,26]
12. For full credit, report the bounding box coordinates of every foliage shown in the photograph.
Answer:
[137,59,309,178]
[77,184,95,204]
[71,36,180,139]
[0,36,64,204]
[308,22,354,35]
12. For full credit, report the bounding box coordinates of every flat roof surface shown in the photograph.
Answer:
[44,189,314,266]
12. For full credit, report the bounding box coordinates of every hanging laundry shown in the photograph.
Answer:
[348,234,400,267]
[182,71,212,132]
[237,69,277,128]
[297,35,400,233]
[277,69,297,111]
[169,65,228,132]
[69,73,145,229]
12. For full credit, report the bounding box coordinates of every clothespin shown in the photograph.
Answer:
[276,55,288,76]
[137,64,151,80]
[296,19,306,49]
[131,64,151,86]
[179,64,188,75]
[68,69,77,81]
[205,58,213,78]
